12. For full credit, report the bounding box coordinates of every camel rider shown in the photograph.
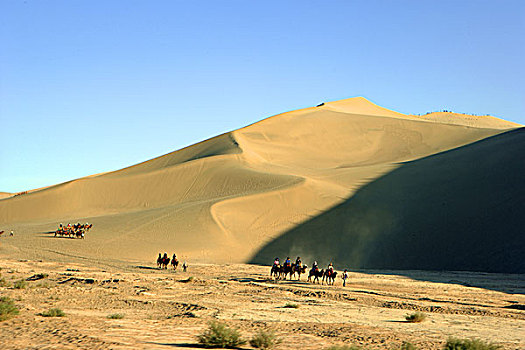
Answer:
[328,262,334,272]
[284,257,291,267]
[313,261,318,271]
[295,257,302,266]
[273,257,280,266]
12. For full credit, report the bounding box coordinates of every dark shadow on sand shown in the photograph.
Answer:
[134,265,161,270]
[146,342,248,349]
[250,128,525,293]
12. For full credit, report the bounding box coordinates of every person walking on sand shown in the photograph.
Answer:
[342,269,348,287]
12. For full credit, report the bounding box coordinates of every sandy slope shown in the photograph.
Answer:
[0,192,12,200]
[0,97,521,270]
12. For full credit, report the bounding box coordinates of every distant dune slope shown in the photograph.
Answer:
[0,97,521,269]
[250,128,525,273]
[0,192,12,200]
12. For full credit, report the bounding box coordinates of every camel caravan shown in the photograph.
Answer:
[156,252,187,271]
[271,256,347,286]
[54,222,93,239]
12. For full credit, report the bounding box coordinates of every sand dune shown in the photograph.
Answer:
[0,97,522,271]
[251,128,525,273]
[0,192,12,200]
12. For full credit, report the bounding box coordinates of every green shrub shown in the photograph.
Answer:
[249,329,282,349]
[38,308,65,317]
[405,312,426,323]
[13,279,27,289]
[197,321,246,348]
[0,277,7,287]
[396,342,418,350]
[443,338,502,350]
[283,302,299,308]
[0,297,19,321]
[107,313,125,319]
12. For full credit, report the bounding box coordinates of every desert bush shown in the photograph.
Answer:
[107,313,125,319]
[0,297,19,321]
[197,321,246,348]
[283,302,299,308]
[38,308,65,317]
[443,337,502,350]
[0,276,7,287]
[405,312,426,323]
[13,279,27,289]
[395,342,418,350]
[323,345,362,350]
[249,329,281,349]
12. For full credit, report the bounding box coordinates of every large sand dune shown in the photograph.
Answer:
[1,97,522,272]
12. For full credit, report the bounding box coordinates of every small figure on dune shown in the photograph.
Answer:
[182,261,188,272]
[342,269,348,287]
[9,230,14,236]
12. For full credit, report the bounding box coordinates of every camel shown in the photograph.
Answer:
[290,263,308,280]
[323,269,337,285]
[171,255,179,270]
[308,267,324,284]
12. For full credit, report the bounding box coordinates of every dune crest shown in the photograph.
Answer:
[409,111,521,129]
[1,97,522,271]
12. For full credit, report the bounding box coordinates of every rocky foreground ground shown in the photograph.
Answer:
[0,258,523,349]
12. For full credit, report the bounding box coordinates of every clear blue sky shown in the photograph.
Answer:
[1,1,524,193]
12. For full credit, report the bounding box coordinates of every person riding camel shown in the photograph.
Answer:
[295,256,302,266]
[328,262,334,272]
[273,257,280,266]
[284,257,291,267]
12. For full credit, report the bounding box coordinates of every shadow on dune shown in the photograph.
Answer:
[250,128,525,291]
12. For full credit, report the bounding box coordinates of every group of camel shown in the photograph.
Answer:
[157,253,187,271]
[270,261,338,285]
[54,223,93,239]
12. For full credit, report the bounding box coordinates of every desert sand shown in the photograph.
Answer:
[0,257,523,349]
[1,97,524,348]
